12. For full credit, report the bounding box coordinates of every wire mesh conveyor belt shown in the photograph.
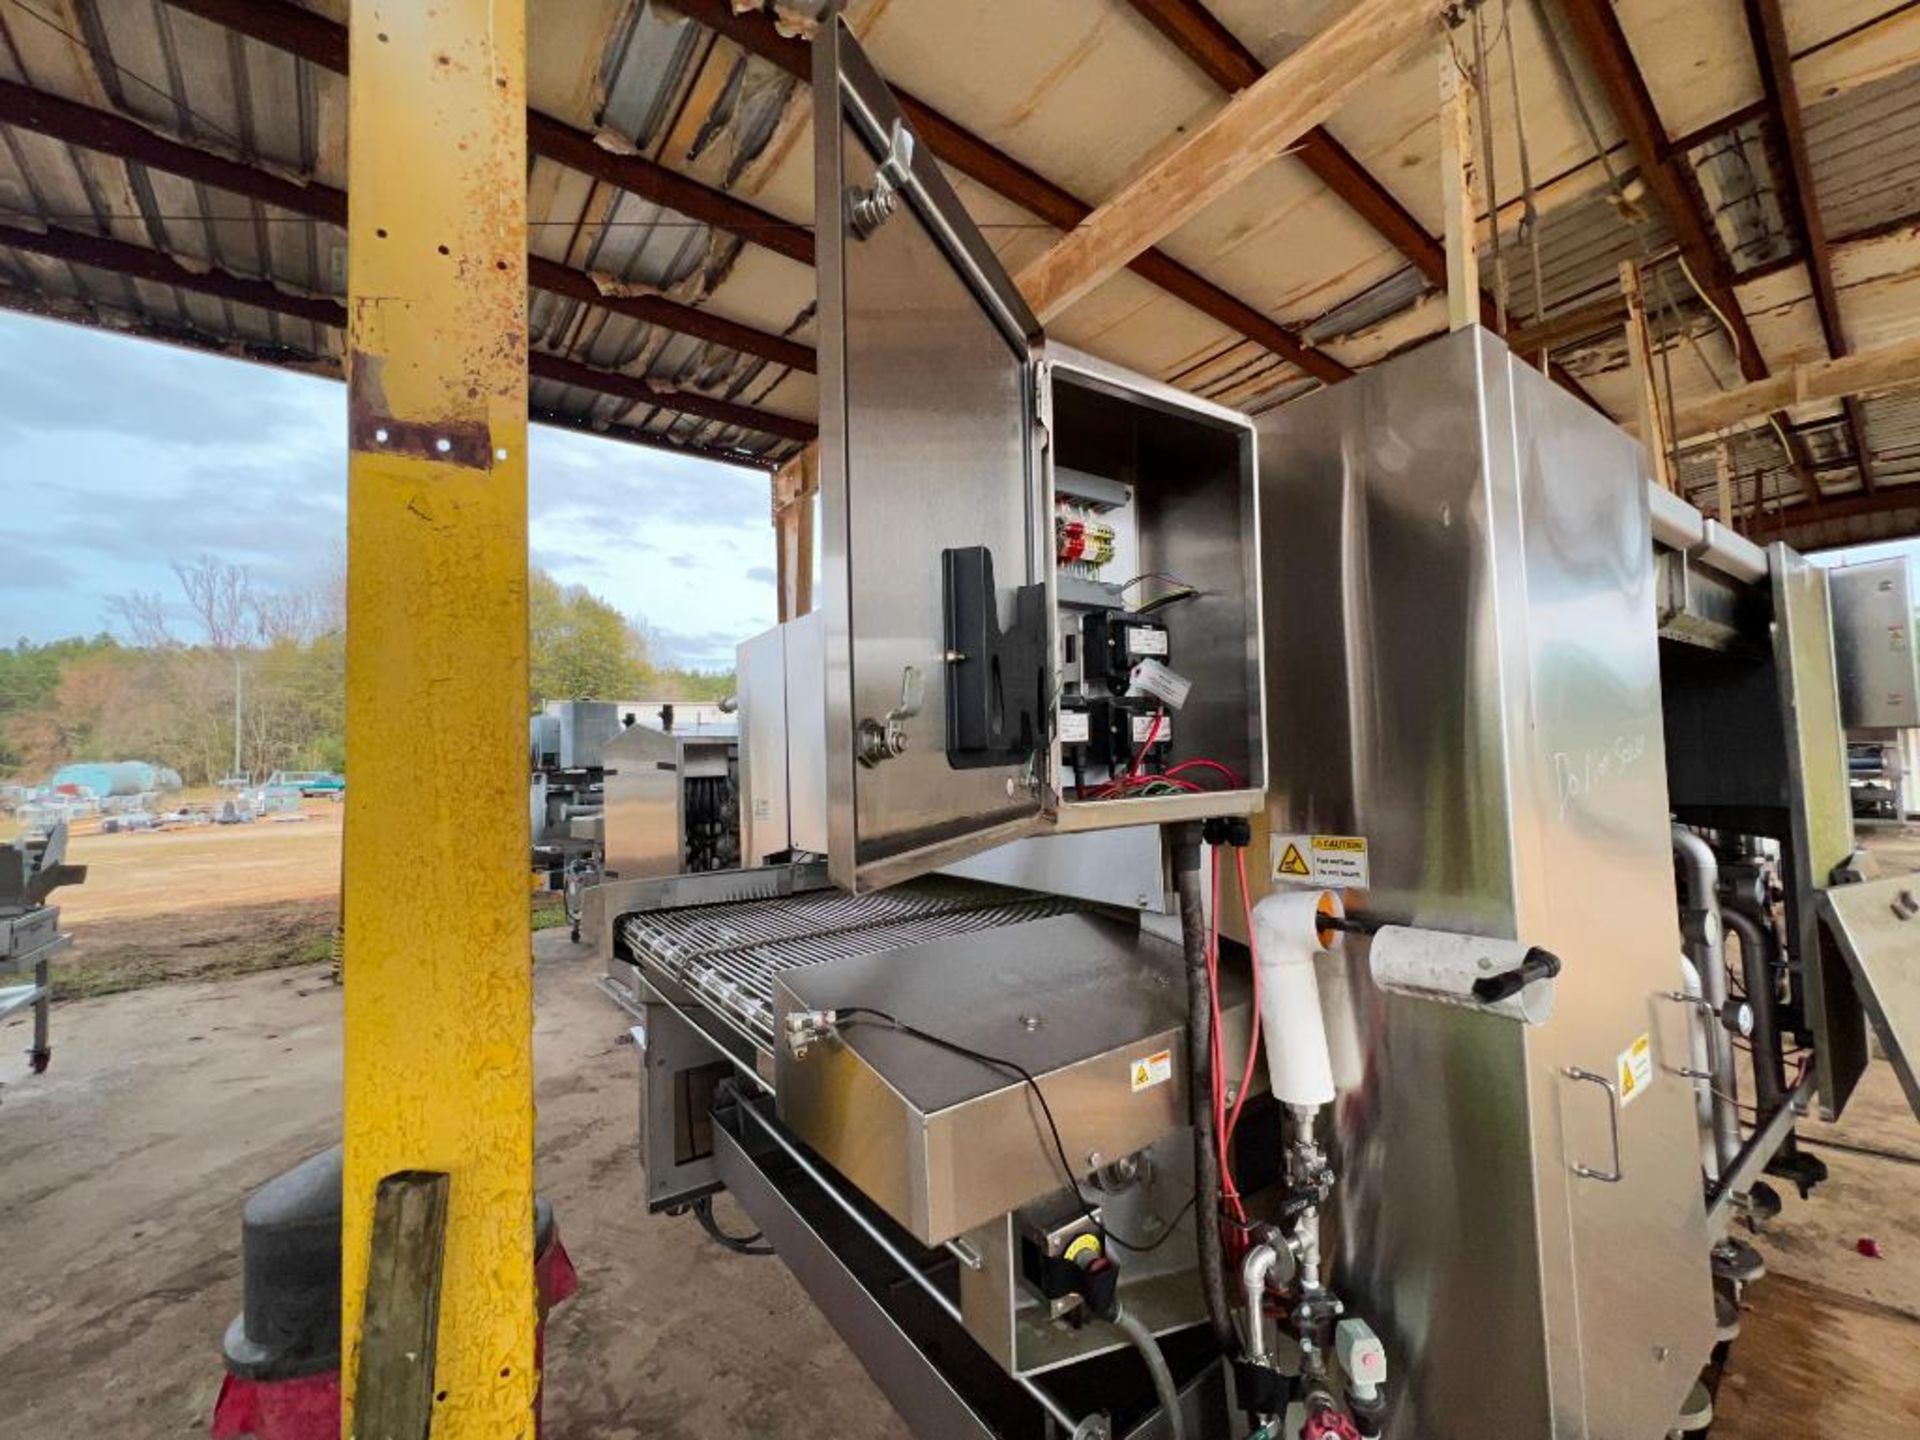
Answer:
[621,877,1081,1054]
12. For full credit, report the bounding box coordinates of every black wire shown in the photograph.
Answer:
[836,1006,1106,1236]
[691,1194,774,1256]
[1104,1194,1199,1254]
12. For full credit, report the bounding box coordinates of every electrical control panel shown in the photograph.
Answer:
[815,15,1265,889]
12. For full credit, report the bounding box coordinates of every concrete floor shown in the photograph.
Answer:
[1,910,1915,1437]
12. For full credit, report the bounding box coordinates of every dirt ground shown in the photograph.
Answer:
[0,820,1915,1437]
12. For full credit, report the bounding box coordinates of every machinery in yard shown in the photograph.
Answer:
[583,19,1920,1440]
[0,821,86,1075]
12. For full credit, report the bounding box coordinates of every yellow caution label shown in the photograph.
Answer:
[1617,1033,1654,1107]
[1277,843,1312,877]
[1272,833,1370,888]
[1130,1048,1173,1092]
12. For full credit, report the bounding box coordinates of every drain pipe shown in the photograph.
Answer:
[1722,906,1785,1117]
[1171,823,1235,1352]
[1673,826,1741,1175]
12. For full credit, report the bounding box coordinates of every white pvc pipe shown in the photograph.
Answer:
[1251,889,1341,1108]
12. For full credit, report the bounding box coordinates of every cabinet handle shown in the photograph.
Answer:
[1563,1066,1624,1183]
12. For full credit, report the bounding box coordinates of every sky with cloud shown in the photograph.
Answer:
[0,311,775,670]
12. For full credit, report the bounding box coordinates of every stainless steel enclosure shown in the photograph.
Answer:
[814,15,1264,892]
[1256,327,1715,1439]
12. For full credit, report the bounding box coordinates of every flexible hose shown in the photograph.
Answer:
[1172,823,1236,1351]
[1113,1305,1186,1440]
[692,1195,775,1256]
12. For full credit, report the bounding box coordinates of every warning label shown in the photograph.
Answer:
[1617,1033,1655,1107]
[1270,834,1370,890]
[1130,1048,1173,1093]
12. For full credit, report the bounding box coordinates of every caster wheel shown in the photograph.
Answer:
[570,927,582,944]
[28,1048,51,1075]
[1712,1238,1766,1284]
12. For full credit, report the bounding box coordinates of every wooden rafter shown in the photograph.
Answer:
[1744,0,1877,494]
[1014,0,1444,321]
[1668,333,1920,441]
[659,0,1349,384]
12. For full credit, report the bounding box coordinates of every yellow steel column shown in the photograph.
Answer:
[341,3,534,1437]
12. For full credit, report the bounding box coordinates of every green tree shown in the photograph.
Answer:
[528,569,651,706]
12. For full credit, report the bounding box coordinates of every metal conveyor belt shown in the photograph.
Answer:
[621,877,1080,1054]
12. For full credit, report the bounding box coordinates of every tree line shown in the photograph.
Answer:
[1,556,733,786]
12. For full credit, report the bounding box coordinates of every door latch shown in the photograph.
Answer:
[847,119,916,238]
[858,665,924,768]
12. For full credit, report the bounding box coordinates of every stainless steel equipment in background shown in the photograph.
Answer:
[601,721,740,884]
[1829,558,1920,821]
[1,821,86,1074]
[529,700,617,914]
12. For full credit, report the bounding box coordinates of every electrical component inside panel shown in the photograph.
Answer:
[1054,506,1116,581]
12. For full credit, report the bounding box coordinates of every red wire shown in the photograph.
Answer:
[1224,848,1263,1155]
[1164,758,1244,788]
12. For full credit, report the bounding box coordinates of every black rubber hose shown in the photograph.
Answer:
[1172,822,1236,1352]
[692,1195,775,1256]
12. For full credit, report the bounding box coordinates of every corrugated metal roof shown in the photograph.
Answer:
[0,0,1915,541]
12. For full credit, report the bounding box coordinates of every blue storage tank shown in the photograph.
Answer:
[49,760,183,796]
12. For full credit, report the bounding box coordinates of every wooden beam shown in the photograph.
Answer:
[1557,0,1769,384]
[1669,334,1920,440]
[1124,1,1445,279]
[1015,0,1443,322]
[1747,483,1920,538]
[657,0,1348,384]
[1745,0,1877,494]
[1439,43,1482,334]
[772,443,819,622]
[353,1171,451,1440]
[1621,261,1675,489]
[1715,442,1736,525]
[159,0,815,267]
[340,2,534,1435]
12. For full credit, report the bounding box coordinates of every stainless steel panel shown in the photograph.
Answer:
[774,912,1210,1245]
[956,1128,1209,1376]
[601,722,682,880]
[815,16,1046,891]
[785,610,829,855]
[1774,547,1868,1116]
[941,825,1171,913]
[1829,558,1920,729]
[737,623,790,865]
[1254,326,1713,1440]
[1821,874,1920,1117]
[554,700,619,769]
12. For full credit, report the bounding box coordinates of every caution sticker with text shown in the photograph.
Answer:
[1617,1033,1655,1107]
[1271,834,1370,890]
[1130,1049,1173,1093]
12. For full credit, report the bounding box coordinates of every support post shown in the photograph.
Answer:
[342,5,536,1439]
[772,442,818,622]
[1439,41,1482,334]
[1715,442,1736,528]
[1621,261,1675,491]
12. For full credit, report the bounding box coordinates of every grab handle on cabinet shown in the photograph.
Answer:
[1563,1066,1624,1184]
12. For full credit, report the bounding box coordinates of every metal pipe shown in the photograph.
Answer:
[735,1098,1086,1434]
[1172,823,1237,1352]
[1241,1240,1282,1368]
[1721,906,1786,1116]
[1672,827,1742,1172]
[1708,1071,1817,1225]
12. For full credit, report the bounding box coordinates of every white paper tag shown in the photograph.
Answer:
[1125,625,1168,657]
[1128,656,1191,710]
[1130,713,1171,745]
[1058,709,1092,744]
